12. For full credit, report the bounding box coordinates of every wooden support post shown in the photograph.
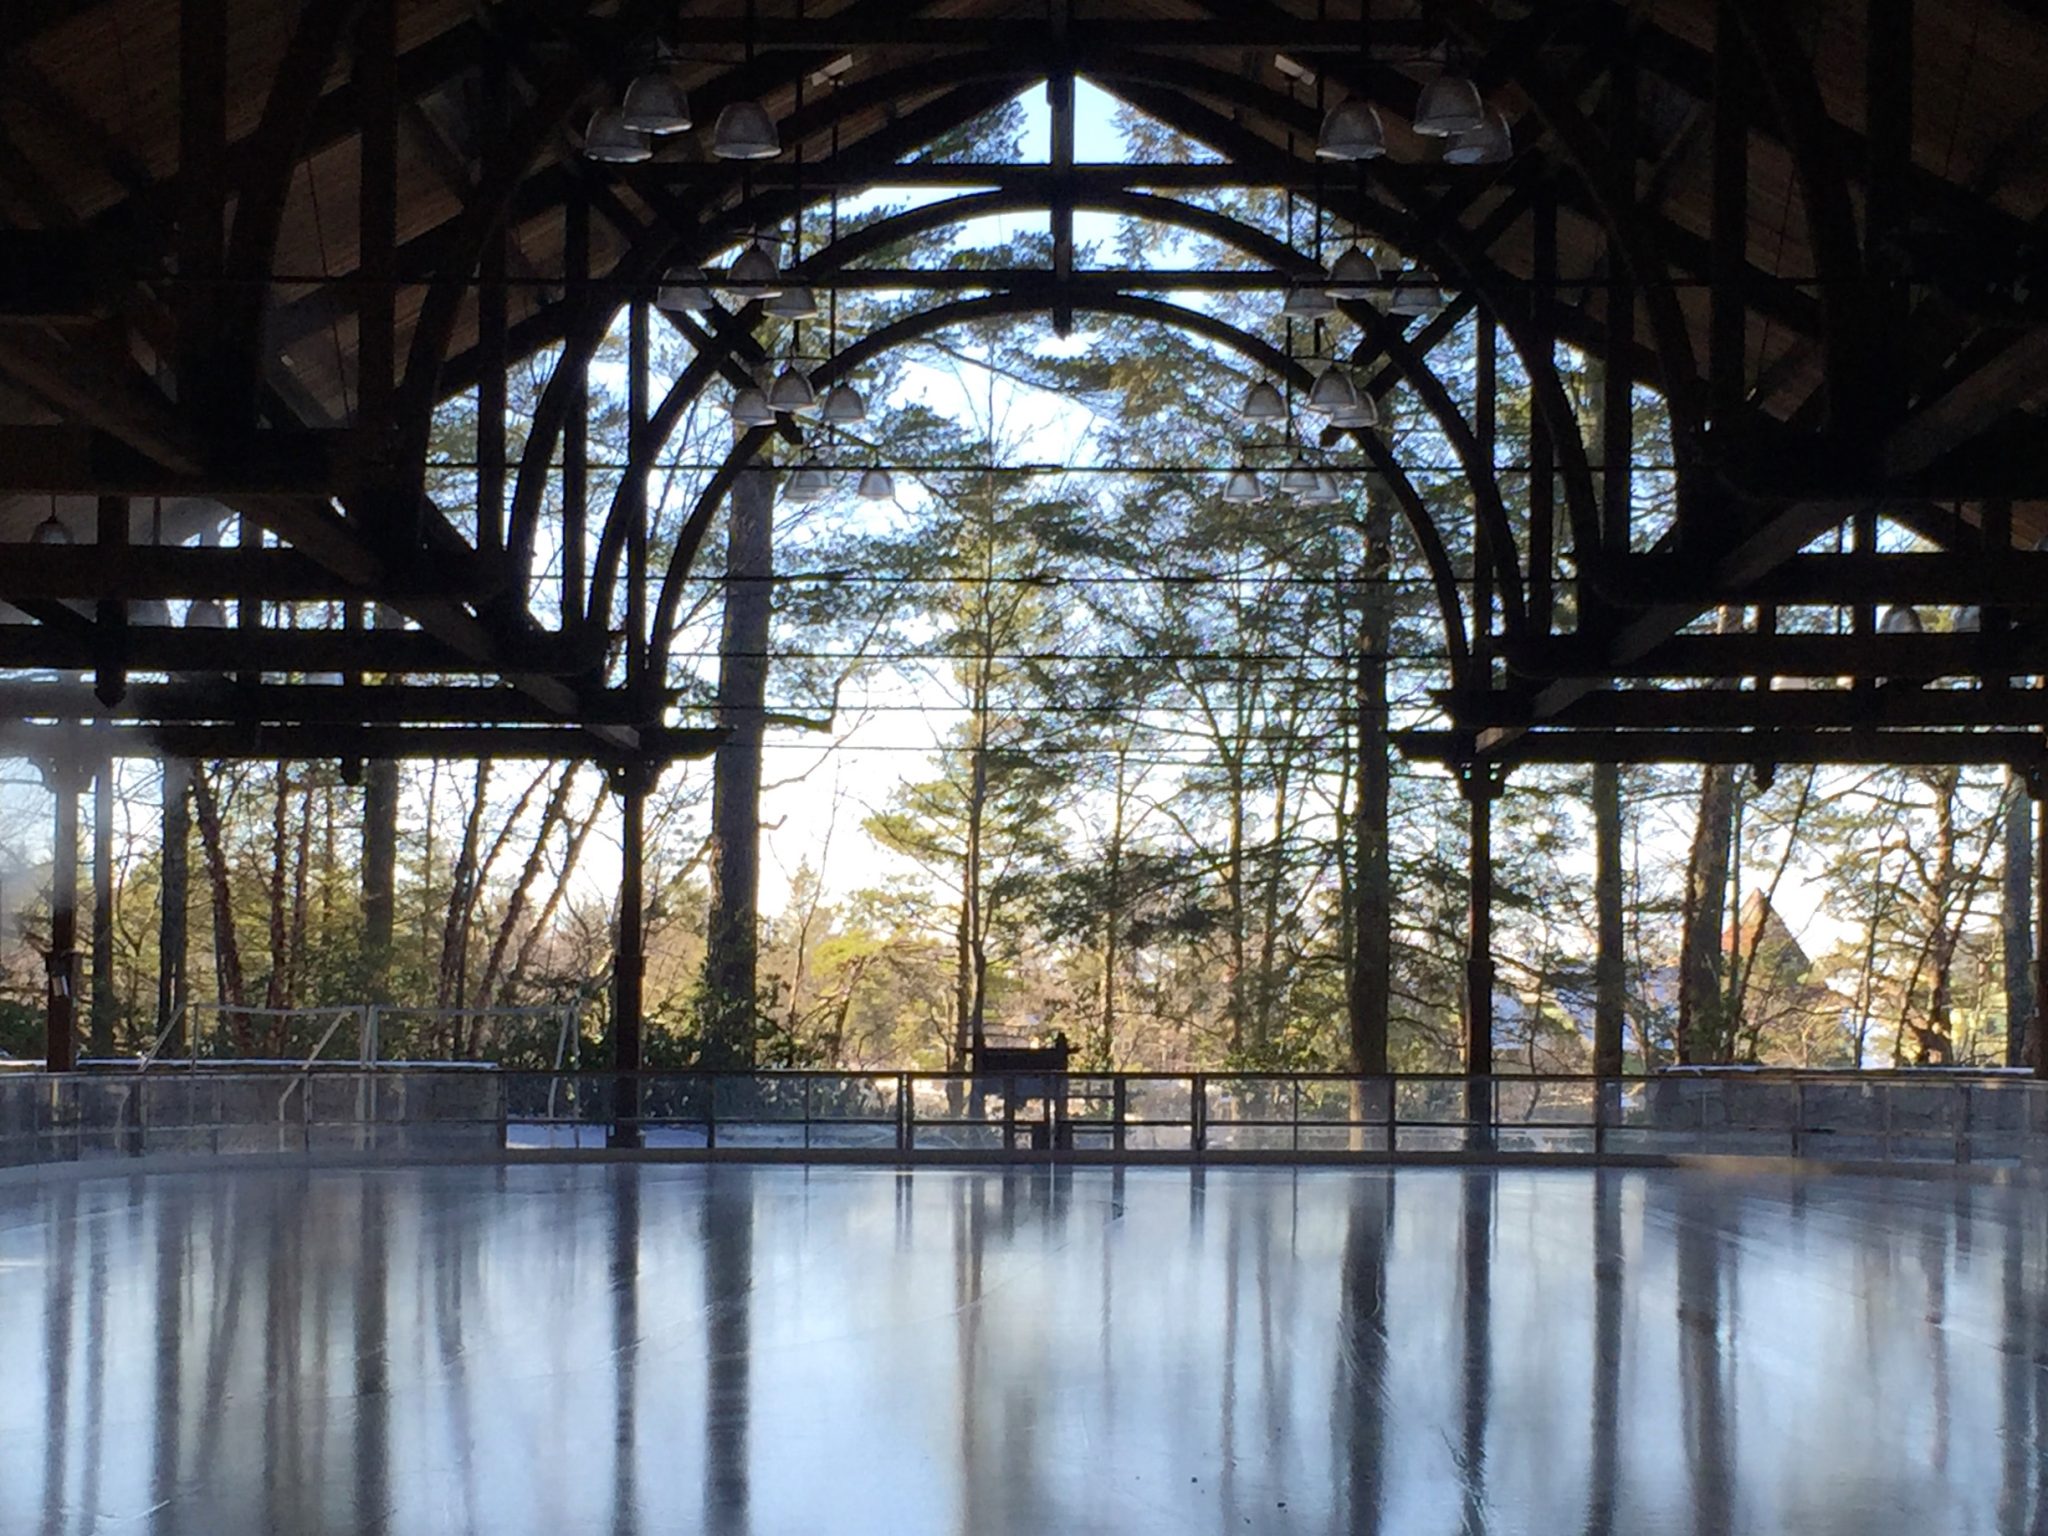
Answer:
[46,761,81,1071]
[1048,63,1076,338]
[2033,781,2048,1077]
[1529,186,1556,635]
[1865,0,1913,421]
[476,80,507,563]
[562,190,590,630]
[1708,0,1751,466]
[1463,765,1500,1082]
[93,495,127,707]
[611,765,649,1147]
[1474,314,1497,684]
[627,299,649,694]
[159,758,191,1050]
[176,0,227,427]
[1348,478,1392,1077]
[355,0,397,439]
[90,747,115,1059]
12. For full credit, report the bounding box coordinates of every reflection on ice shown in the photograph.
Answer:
[0,1163,2039,1535]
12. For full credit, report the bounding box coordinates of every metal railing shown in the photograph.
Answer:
[4,1067,2045,1173]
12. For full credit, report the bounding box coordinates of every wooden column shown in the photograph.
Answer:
[158,759,191,1050]
[1347,480,1391,1077]
[2032,786,2048,1076]
[561,190,590,631]
[611,766,649,1147]
[90,750,115,1058]
[1463,766,1498,1082]
[46,762,81,1071]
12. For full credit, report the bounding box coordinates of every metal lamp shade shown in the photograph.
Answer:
[1324,245,1382,299]
[726,239,785,296]
[1240,380,1287,422]
[820,385,868,425]
[765,284,820,318]
[1443,111,1512,166]
[856,467,897,501]
[1296,470,1341,505]
[1221,470,1264,504]
[1305,367,1362,417]
[30,512,71,545]
[185,598,227,629]
[1316,99,1387,161]
[1387,271,1444,317]
[783,464,832,504]
[1329,392,1381,429]
[1281,284,1335,319]
[730,386,775,427]
[1413,73,1486,137]
[620,73,692,134]
[1278,463,1321,498]
[712,100,781,160]
[766,367,819,414]
[657,268,714,310]
[584,106,652,163]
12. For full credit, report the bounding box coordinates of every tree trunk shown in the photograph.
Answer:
[2004,770,2033,1067]
[1592,764,1626,1075]
[191,766,247,1043]
[1679,764,1738,1063]
[361,757,398,999]
[90,756,116,1056]
[437,759,493,1026]
[1347,494,1392,1077]
[1915,770,1959,1064]
[701,464,774,1069]
[265,765,291,1018]
[158,759,191,1047]
[481,763,579,1007]
[504,782,608,1005]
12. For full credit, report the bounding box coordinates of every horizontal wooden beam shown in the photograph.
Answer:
[1438,684,2048,732]
[1581,552,2048,608]
[0,543,495,602]
[0,425,375,497]
[1399,727,2048,768]
[0,719,721,763]
[0,624,590,675]
[0,679,664,727]
[1505,631,1996,680]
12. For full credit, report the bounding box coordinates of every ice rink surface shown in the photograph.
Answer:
[1,1160,2043,1535]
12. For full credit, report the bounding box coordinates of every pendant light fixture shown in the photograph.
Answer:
[766,364,818,414]
[1316,98,1386,161]
[1299,469,1342,505]
[712,100,781,160]
[731,383,775,427]
[1240,380,1286,422]
[620,66,692,135]
[657,267,714,311]
[1413,71,1486,137]
[1279,461,1322,499]
[821,385,868,425]
[1281,283,1335,319]
[726,237,785,296]
[1221,469,1264,504]
[1880,605,1924,634]
[1443,110,1512,166]
[584,106,652,163]
[856,466,896,501]
[1324,245,1381,299]
[185,597,226,629]
[1329,390,1381,430]
[782,463,831,504]
[1387,270,1444,317]
[766,284,819,318]
[1306,365,1363,417]
[30,499,70,544]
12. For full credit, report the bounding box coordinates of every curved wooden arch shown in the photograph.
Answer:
[586,185,1529,645]
[1720,0,1870,425]
[634,291,1473,692]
